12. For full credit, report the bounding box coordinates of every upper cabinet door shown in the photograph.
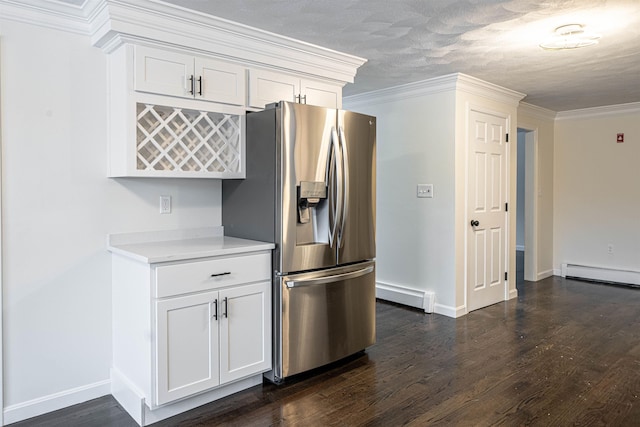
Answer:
[134,46,194,99]
[196,57,246,106]
[134,46,246,106]
[301,79,342,109]
[248,69,299,109]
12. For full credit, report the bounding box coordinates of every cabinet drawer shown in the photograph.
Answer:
[155,252,271,298]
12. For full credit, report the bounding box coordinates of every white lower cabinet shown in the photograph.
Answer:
[110,249,272,425]
[155,281,270,405]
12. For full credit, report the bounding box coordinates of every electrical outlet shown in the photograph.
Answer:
[417,184,434,198]
[607,244,614,255]
[160,195,171,214]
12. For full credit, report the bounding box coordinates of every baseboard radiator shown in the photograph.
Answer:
[562,263,640,288]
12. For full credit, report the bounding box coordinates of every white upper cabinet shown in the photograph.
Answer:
[134,46,246,106]
[249,69,342,109]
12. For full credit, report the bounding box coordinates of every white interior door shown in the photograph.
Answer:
[467,109,508,312]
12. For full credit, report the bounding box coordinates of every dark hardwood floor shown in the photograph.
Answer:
[12,262,640,426]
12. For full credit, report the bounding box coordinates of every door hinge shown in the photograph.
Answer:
[505,272,508,281]
[505,202,508,212]
[506,133,509,142]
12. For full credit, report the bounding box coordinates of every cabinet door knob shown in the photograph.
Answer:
[188,75,195,95]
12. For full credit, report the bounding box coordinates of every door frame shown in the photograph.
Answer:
[464,104,511,312]
[0,38,5,426]
[516,125,539,282]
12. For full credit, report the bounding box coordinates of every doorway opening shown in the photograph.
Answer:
[516,127,537,287]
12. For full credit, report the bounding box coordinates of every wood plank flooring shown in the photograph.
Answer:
[11,272,640,426]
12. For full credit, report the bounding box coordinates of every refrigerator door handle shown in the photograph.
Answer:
[337,126,350,248]
[329,126,341,248]
[285,265,374,288]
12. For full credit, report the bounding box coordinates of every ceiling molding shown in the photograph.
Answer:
[555,102,640,120]
[455,73,525,107]
[518,102,557,121]
[1,0,365,84]
[0,0,100,35]
[344,73,525,109]
[90,0,365,84]
[344,74,459,108]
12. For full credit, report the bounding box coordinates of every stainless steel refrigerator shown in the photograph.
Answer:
[222,101,376,383]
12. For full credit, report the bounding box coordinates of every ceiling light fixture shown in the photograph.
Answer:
[540,24,601,50]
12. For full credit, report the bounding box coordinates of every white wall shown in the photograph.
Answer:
[554,106,640,272]
[1,19,221,420]
[345,90,458,311]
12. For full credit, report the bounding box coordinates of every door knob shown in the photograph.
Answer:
[470,220,480,227]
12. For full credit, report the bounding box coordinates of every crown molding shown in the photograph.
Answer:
[0,0,101,35]
[344,73,525,109]
[90,0,365,83]
[0,0,365,84]
[455,73,525,106]
[518,102,557,121]
[555,101,640,120]
[344,74,459,108]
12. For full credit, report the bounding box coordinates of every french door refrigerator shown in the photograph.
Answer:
[222,101,376,383]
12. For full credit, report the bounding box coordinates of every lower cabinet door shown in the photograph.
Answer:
[219,282,271,384]
[155,290,220,405]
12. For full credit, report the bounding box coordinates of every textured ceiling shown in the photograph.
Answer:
[159,0,640,112]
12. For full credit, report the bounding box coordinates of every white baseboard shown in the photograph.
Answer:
[433,303,466,318]
[508,288,518,300]
[111,367,263,426]
[3,379,111,425]
[561,263,640,286]
[537,269,554,280]
[375,281,435,313]
[375,281,465,318]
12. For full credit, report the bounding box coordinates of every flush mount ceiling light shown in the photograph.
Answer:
[540,24,601,50]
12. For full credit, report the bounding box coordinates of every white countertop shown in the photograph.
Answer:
[107,228,274,264]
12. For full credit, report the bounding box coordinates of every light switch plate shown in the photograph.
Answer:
[417,184,433,198]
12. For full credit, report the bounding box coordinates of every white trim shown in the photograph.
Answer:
[434,303,467,318]
[537,269,554,280]
[0,0,365,85]
[561,263,640,286]
[90,0,365,83]
[375,281,434,313]
[456,74,525,106]
[556,101,640,120]
[515,125,539,282]
[111,367,263,426]
[518,102,557,121]
[508,289,518,300]
[0,0,101,35]
[344,74,459,107]
[3,380,111,425]
[344,73,525,109]
[0,37,4,427]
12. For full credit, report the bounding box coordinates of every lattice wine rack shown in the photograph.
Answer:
[136,103,242,174]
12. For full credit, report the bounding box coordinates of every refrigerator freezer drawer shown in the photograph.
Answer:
[274,261,376,381]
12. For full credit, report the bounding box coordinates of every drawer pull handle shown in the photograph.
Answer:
[211,272,231,278]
